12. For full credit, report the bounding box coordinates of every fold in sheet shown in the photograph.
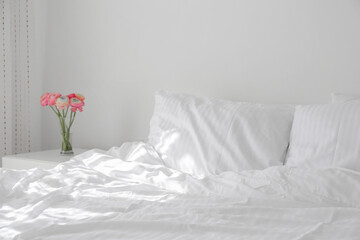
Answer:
[1,142,360,239]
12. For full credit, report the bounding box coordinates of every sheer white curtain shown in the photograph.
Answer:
[0,0,32,162]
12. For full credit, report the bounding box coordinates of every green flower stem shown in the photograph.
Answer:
[50,105,75,153]
[65,107,69,118]
[69,111,76,130]
[49,105,60,117]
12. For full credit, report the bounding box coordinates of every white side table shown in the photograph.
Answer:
[1,148,88,170]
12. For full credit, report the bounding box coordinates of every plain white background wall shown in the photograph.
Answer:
[31,1,47,153]
[34,0,360,150]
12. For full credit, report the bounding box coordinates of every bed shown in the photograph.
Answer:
[1,91,360,239]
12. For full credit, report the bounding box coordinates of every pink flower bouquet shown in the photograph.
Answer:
[40,92,85,154]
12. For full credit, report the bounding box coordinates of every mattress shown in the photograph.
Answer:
[1,142,360,239]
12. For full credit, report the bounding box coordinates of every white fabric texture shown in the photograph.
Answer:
[0,0,33,163]
[1,143,360,240]
[286,102,360,170]
[331,93,360,103]
[148,91,294,177]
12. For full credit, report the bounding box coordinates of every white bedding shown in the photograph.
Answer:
[1,142,360,240]
[148,91,295,176]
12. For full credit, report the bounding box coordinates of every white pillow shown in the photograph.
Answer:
[332,93,360,103]
[286,102,360,171]
[148,91,295,177]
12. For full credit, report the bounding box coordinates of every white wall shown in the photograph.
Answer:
[26,0,48,154]
[35,0,360,150]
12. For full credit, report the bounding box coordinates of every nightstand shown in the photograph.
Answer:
[1,148,88,170]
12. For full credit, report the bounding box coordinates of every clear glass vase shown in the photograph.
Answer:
[60,131,73,155]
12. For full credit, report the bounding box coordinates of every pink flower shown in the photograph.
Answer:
[71,107,83,112]
[75,94,85,101]
[67,93,76,99]
[67,93,85,101]
[70,97,85,112]
[48,93,61,106]
[40,92,50,106]
[56,96,70,110]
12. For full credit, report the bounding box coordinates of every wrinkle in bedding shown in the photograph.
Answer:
[0,142,360,239]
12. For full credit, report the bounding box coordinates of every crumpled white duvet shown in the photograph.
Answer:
[1,142,360,240]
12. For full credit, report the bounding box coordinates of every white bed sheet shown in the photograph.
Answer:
[1,142,360,240]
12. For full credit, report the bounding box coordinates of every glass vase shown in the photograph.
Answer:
[60,131,73,155]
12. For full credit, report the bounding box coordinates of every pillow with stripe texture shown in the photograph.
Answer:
[332,93,360,103]
[285,102,360,171]
[148,91,295,177]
